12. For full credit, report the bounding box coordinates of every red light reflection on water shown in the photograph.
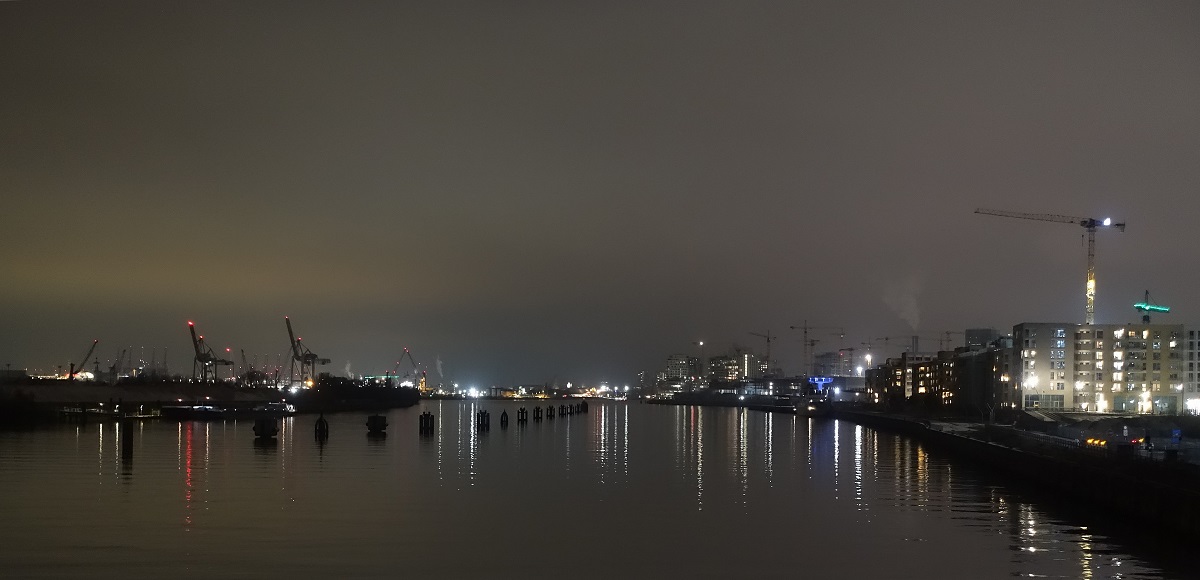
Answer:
[184,422,193,529]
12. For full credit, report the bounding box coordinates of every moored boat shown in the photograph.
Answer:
[160,404,226,420]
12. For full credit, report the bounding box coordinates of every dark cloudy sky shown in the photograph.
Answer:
[2,2,1198,385]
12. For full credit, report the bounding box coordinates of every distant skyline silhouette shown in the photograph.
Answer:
[3,2,1199,385]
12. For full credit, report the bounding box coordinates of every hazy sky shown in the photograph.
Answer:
[3,2,1199,385]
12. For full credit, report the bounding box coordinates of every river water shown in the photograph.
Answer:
[0,400,1184,579]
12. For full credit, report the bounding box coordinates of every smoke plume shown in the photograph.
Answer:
[883,275,922,330]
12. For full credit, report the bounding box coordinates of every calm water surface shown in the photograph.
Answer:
[0,401,1183,578]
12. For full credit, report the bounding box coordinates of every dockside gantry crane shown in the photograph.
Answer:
[68,339,99,380]
[390,347,427,390]
[976,208,1125,325]
[189,321,233,382]
[285,316,330,387]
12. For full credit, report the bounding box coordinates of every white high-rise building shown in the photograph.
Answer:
[1184,329,1200,414]
[1014,323,1184,414]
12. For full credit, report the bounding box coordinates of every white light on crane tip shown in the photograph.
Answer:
[1103,218,1111,226]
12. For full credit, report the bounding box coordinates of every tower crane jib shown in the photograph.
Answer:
[975,208,1125,325]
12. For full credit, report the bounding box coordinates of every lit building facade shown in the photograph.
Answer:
[867,336,1015,417]
[813,351,852,377]
[707,355,740,384]
[738,353,761,380]
[1014,322,1184,414]
[665,354,701,381]
[1185,328,1200,414]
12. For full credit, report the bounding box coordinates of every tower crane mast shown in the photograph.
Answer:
[789,321,844,376]
[975,208,1125,325]
[748,331,776,374]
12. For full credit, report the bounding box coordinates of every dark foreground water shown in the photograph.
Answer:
[0,400,1184,579]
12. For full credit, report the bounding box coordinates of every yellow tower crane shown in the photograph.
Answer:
[975,208,1125,325]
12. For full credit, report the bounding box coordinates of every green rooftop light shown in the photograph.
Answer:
[1134,302,1170,313]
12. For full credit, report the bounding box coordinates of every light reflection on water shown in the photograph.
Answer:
[0,402,1181,579]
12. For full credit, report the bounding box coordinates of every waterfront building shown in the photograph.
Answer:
[874,351,935,406]
[870,337,1014,417]
[1014,322,1184,414]
[1186,328,1200,414]
[665,354,701,382]
[813,351,851,377]
[738,353,761,379]
[707,355,740,384]
[864,366,886,404]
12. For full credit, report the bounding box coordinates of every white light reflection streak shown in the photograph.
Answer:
[111,422,119,476]
[437,401,444,483]
[621,403,629,480]
[853,424,864,511]
[564,405,571,474]
[806,418,813,473]
[833,419,840,498]
[468,402,477,485]
[1079,527,1094,580]
[696,408,704,511]
[737,409,747,508]
[765,412,774,484]
[97,423,104,475]
[599,404,608,484]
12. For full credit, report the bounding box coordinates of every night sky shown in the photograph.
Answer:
[3,2,1198,386]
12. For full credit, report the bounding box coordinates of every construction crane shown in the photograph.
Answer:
[875,335,942,354]
[789,322,844,376]
[188,321,233,382]
[976,208,1125,325]
[1134,290,1170,324]
[285,316,330,387]
[68,339,99,380]
[748,331,776,373]
[940,331,965,351]
[239,348,266,386]
[390,347,427,390]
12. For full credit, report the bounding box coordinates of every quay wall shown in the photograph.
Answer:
[833,409,1200,536]
[1,381,275,406]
